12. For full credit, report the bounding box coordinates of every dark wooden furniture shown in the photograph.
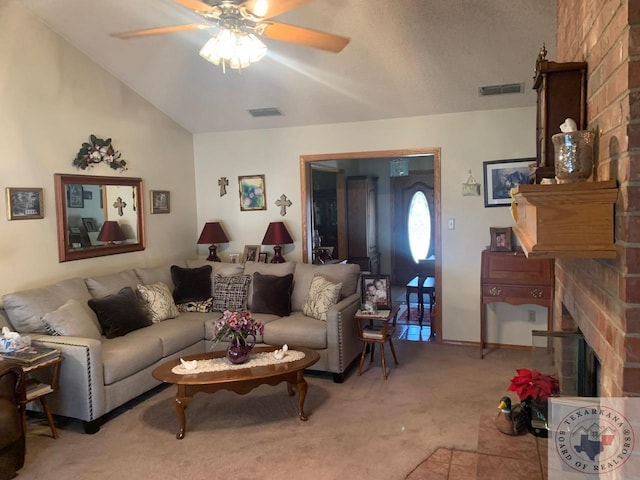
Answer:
[532,47,587,183]
[355,305,400,380]
[480,249,554,358]
[347,175,380,273]
[405,277,435,325]
[0,362,25,480]
[152,346,319,439]
[21,355,64,439]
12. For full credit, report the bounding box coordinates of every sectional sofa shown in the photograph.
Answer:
[0,260,362,433]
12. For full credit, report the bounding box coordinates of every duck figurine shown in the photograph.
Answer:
[495,396,528,436]
[273,344,289,360]
[179,358,198,371]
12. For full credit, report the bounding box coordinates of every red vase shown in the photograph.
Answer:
[225,336,255,364]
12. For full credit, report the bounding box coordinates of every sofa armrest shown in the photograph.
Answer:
[324,293,362,373]
[29,335,105,423]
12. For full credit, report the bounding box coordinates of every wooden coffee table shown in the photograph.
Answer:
[152,345,320,439]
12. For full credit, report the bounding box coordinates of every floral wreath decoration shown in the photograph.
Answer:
[72,134,127,172]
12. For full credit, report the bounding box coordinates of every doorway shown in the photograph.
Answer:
[300,148,442,342]
[391,171,435,284]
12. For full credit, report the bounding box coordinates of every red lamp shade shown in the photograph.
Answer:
[197,222,229,262]
[261,221,294,263]
[97,221,126,244]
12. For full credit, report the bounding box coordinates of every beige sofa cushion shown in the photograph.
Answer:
[101,333,163,385]
[41,299,102,340]
[2,277,97,334]
[291,263,360,312]
[85,270,140,299]
[262,312,327,349]
[134,261,186,290]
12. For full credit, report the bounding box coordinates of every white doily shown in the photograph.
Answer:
[171,350,306,375]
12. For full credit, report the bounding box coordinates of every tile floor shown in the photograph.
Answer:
[405,416,548,479]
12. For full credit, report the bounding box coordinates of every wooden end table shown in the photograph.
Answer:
[21,355,64,438]
[152,346,320,439]
[355,305,400,380]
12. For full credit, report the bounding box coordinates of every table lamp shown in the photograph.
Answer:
[197,222,229,262]
[97,221,126,245]
[261,221,293,263]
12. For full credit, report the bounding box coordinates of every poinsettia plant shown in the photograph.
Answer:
[213,310,263,346]
[508,368,559,402]
[72,134,127,172]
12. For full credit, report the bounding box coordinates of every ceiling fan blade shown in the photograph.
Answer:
[261,21,350,52]
[111,23,213,39]
[240,0,312,20]
[172,0,219,14]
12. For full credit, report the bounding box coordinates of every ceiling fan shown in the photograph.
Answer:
[111,0,350,71]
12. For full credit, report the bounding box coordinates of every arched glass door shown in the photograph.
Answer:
[408,191,431,262]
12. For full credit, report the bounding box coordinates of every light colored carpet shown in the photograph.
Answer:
[20,342,529,480]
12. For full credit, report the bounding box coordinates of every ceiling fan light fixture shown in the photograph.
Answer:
[199,29,266,72]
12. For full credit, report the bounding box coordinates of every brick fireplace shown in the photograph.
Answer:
[554,0,640,396]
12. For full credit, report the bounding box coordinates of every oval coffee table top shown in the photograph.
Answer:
[152,345,320,386]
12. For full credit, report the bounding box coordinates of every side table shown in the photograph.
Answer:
[21,355,64,438]
[355,305,400,380]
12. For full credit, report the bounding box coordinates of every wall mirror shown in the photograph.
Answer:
[54,173,145,262]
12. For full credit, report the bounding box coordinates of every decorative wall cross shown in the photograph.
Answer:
[275,194,292,216]
[113,196,127,216]
[218,177,229,197]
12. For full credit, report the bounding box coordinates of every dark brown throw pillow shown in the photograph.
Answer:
[88,287,151,339]
[170,265,213,304]
[251,272,294,317]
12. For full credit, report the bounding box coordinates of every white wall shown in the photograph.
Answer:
[193,107,547,344]
[0,1,197,294]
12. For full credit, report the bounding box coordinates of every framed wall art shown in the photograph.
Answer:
[483,158,533,207]
[67,184,84,208]
[361,274,392,310]
[6,188,44,220]
[238,175,266,211]
[490,227,513,252]
[150,190,170,214]
[242,245,260,263]
[82,217,98,232]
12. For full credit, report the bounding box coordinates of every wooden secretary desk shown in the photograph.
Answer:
[480,249,554,358]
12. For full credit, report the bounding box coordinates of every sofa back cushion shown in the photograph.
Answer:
[170,265,213,304]
[85,270,140,299]
[2,278,97,334]
[291,263,360,312]
[186,259,245,277]
[250,272,294,317]
[134,261,186,290]
[88,287,152,339]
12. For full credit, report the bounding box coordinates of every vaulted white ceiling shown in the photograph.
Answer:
[20,0,557,133]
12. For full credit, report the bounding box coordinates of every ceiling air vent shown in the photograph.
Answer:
[479,83,524,96]
[248,107,283,117]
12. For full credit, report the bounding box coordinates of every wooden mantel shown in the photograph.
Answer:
[512,180,618,259]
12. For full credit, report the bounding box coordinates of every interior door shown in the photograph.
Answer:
[391,172,435,284]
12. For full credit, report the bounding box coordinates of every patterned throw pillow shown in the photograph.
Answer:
[212,275,251,312]
[302,275,343,321]
[176,298,213,313]
[136,282,180,323]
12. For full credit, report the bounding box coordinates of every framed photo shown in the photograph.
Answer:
[242,245,261,263]
[83,190,93,200]
[67,184,84,208]
[490,227,513,252]
[150,190,170,214]
[229,253,240,264]
[361,274,392,310]
[82,217,98,232]
[258,252,268,263]
[483,158,533,207]
[238,175,266,211]
[6,188,43,220]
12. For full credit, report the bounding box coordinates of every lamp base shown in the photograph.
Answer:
[207,244,221,262]
[270,245,285,263]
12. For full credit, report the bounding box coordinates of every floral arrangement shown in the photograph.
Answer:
[73,134,127,172]
[214,310,263,346]
[508,368,559,403]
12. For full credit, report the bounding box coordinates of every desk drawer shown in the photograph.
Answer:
[482,284,552,303]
